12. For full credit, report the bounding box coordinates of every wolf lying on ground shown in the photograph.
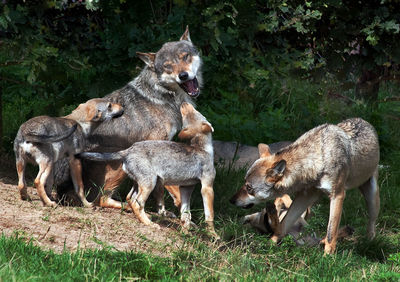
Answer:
[231,118,380,254]
[14,98,123,207]
[243,194,354,246]
[80,103,219,238]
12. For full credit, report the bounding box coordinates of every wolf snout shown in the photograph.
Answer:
[229,196,254,209]
[178,71,189,81]
[115,108,124,117]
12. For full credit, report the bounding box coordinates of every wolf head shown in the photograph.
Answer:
[230,143,286,208]
[178,102,213,140]
[71,98,124,123]
[242,202,281,235]
[137,26,202,98]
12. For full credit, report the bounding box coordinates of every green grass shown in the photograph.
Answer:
[2,78,400,280]
[0,235,173,281]
[1,160,400,281]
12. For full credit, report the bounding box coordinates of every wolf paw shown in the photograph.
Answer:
[20,194,31,201]
[45,201,57,207]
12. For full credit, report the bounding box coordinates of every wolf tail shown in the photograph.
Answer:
[25,123,78,143]
[78,151,124,161]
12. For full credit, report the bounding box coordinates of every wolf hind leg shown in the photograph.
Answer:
[358,169,380,240]
[179,185,196,229]
[16,157,30,201]
[127,177,159,228]
[36,161,57,207]
[152,181,177,218]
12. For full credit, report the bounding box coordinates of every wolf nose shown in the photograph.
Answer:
[229,197,236,205]
[179,72,189,81]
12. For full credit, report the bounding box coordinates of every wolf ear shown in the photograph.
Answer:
[258,143,272,158]
[180,102,195,116]
[180,25,191,42]
[201,122,214,133]
[136,52,156,69]
[272,160,286,176]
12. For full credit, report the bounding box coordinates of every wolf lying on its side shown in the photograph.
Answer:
[80,103,219,238]
[243,194,354,246]
[14,99,123,207]
[231,118,380,254]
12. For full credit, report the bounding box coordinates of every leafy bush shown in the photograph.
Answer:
[1,0,399,159]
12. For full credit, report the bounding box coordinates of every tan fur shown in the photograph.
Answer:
[165,185,181,208]
[231,118,380,254]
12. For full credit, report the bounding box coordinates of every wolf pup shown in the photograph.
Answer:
[54,26,202,215]
[14,98,124,207]
[230,118,380,254]
[242,195,307,236]
[243,194,354,246]
[80,103,218,237]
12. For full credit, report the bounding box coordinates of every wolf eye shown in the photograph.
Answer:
[182,54,190,61]
[107,103,112,110]
[246,184,255,196]
[164,63,172,70]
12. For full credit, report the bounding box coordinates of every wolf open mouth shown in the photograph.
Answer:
[179,77,200,98]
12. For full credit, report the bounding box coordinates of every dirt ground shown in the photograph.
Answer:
[0,154,193,255]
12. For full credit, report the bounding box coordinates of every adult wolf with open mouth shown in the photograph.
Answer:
[57,26,202,214]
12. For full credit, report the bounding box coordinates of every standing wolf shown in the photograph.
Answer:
[80,103,218,236]
[14,99,123,207]
[230,118,380,254]
[56,27,202,213]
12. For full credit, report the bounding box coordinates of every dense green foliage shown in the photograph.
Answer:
[1,0,399,155]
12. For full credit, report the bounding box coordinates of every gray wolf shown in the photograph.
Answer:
[167,140,292,210]
[56,26,202,215]
[80,103,218,237]
[243,194,354,246]
[230,118,380,254]
[14,98,124,207]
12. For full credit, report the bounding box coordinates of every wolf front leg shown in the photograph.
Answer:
[200,177,219,239]
[165,185,182,208]
[271,188,320,243]
[98,162,128,209]
[322,187,346,255]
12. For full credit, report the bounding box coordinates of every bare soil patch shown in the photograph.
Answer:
[0,154,191,255]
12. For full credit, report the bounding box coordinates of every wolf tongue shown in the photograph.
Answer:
[183,78,199,94]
